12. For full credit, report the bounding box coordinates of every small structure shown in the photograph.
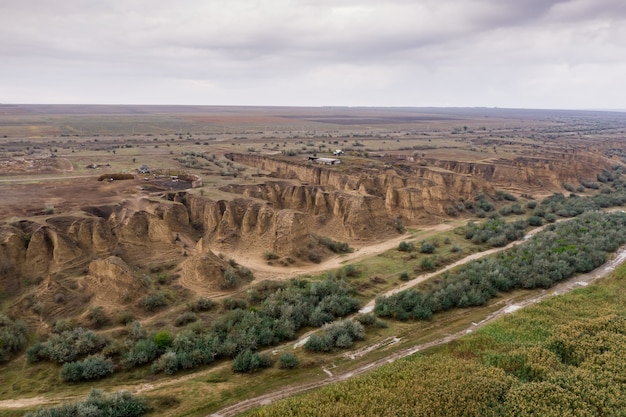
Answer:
[138,164,150,174]
[333,149,344,156]
[316,157,341,165]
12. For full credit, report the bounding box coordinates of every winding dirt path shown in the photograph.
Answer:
[235,222,457,281]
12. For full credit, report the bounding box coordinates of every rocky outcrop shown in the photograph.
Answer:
[180,194,313,253]
[0,198,193,296]
[225,152,615,221]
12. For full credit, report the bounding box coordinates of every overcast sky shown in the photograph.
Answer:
[1,0,625,109]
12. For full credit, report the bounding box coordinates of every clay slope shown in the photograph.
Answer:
[226,153,489,222]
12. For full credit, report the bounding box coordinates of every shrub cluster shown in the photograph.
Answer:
[27,328,108,364]
[146,277,361,375]
[304,320,366,352]
[60,355,114,382]
[464,218,527,248]
[376,211,626,321]
[538,174,626,217]
[25,389,148,417]
[0,314,28,362]
[231,349,273,373]
[317,236,353,254]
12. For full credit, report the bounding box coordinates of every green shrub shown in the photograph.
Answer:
[398,241,415,252]
[232,349,272,373]
[278,352,299,369]
[318,236,352,253]
[123,338,159,367]
[420,241,436,254]
[399,272,411,281]
[304,320,365,352]
[60,355,114,382]
[190,296,216,312]
[140,293,168,311]
[376,211,626,323]
[154,331,172,349]
[0,314,28,362]
[263,251,279,260]
[222,297,248,310]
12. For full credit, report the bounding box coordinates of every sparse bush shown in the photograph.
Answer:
[174,312,198,327]
[222,297,248,310]
[190,296,216,312]
[117,311,135,325]
[398,241,415,252]
[307,251,322,263]
[318,236,352,253]
[263,251,279,261]
[343,264,359,278]
[88,306,109,328]
[399,271,411,281]
[419,257,435,271]
[53,319,76,333]
[140,293,168,311]
[221,267,239,289]
[450,244,463,253]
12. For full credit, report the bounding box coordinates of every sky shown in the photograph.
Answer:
[1,0,625,109]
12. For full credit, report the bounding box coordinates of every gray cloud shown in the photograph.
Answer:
[1,0,625,108]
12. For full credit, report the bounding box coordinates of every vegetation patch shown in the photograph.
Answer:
[25,389,148,417]
[376,211,626,321]
[0,314,28,362]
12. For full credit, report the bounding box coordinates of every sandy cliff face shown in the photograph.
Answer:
[0,198,193,296]
[180,194,312,253]
[225,153,488,222]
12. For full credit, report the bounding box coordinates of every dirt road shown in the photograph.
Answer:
[208,243,626,417]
